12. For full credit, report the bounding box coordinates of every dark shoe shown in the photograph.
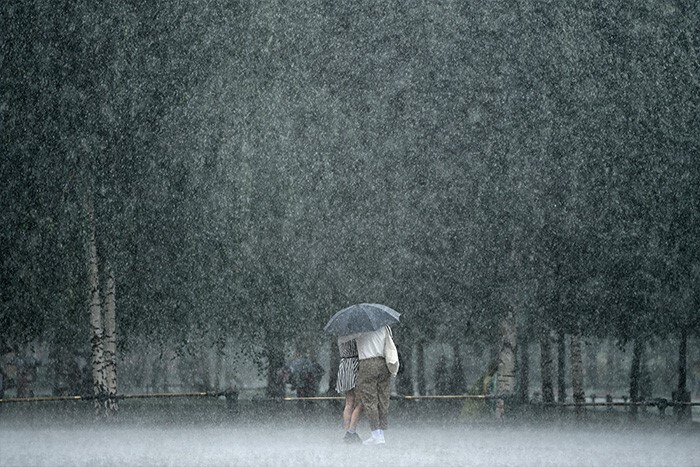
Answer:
[343,432,362,444]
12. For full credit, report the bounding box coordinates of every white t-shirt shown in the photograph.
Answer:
[338,327,387,360]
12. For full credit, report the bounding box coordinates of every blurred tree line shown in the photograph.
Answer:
[1,0,698,411]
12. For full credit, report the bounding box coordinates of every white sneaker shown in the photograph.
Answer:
[362,430,385,445]
[362,436,385,445]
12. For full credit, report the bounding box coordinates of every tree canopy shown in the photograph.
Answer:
[2,0,699,372]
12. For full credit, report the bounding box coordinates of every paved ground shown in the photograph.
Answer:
[1,419,698,467]
[1,398,698,466]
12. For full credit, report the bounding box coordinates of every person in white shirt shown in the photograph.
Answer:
[338,326,392,445]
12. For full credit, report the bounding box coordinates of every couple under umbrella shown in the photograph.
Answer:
[324,303,401,446]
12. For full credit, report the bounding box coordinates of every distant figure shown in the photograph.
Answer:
[339,326,394,446]
[495,398,505,422]
[284,355,325,413]
[224,384,240,415]
[336,338,362,443]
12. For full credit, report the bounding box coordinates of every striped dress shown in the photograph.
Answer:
[335,339,359,394]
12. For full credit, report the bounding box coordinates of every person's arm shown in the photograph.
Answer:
[338,333,360,343]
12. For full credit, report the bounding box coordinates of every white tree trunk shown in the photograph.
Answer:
[493,311,517,421]
[496,310,517,397]
[87,198,106,416]
[103,263,118,414]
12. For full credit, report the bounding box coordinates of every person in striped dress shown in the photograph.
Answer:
[336,338,362,443]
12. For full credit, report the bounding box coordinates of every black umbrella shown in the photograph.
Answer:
[324,303,401,336]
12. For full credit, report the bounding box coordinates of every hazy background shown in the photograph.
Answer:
[1,0,699,419]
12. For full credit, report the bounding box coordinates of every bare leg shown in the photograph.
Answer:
[349,398,363,431]
[343,390,356,430]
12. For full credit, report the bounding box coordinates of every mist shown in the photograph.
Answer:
[2,418,698,467]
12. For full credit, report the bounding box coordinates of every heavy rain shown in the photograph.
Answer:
[1,1,699,466]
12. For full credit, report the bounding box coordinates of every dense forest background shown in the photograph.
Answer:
[1,1,699,404]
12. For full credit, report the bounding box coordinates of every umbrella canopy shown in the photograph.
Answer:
[324,303,400,336]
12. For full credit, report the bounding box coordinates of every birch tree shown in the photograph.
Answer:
[496,310,517,398]
[86,196,107,415]
[103,264,117,413]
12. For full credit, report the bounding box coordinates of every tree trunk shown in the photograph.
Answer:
[675,329,691,421]
[496,311,517,398]
[416,340,426,396]
[517,326,530,404]
[206,347,216,392]
[557,332,567,403]
[540,331,554,404]
[677,331,687,394]
[450,341,466,394]
[570,333,585,412]
[585,340,599,391]
[629,338,643,418]
[606,339,620,395]
[327,338,339,395]
[103,263,118,415]
[87,197,106,416]
[141,347,153,393]
[395,338,412,396]
[213,348,223,393]
[265,333,285,398]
